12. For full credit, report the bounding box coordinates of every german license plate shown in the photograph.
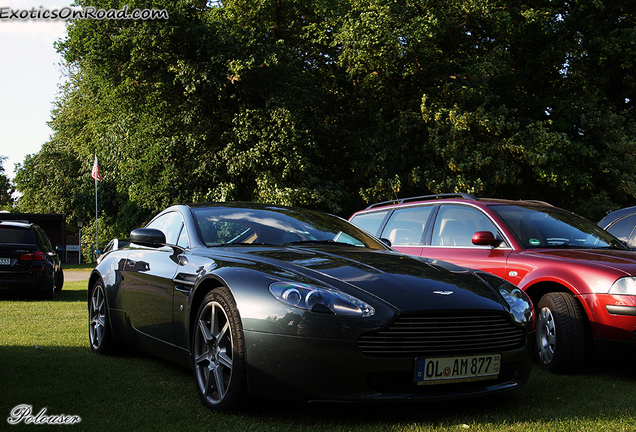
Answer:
[415,354,500,385]
[0,258,9,266]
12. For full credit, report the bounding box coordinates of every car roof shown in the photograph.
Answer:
[362,194,555,211]
[598,206,636,228]
[186,201,307,211]
[0,220,34,229]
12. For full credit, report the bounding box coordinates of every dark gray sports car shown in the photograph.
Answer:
[88,203,535,411]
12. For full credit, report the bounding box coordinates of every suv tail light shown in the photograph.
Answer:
[20,251,46,261]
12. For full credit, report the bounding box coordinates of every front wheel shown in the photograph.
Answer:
[536,292,586,373]
[192,288,247,412]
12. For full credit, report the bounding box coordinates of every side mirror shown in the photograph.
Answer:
[379,238,392,247]
[472,231,500,247]
[130,228,166,248]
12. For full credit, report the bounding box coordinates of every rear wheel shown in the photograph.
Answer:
[192,288,247,412]
[42,278,55,300]
[89,280,116,354]
[54,269,64,292]
[536,292,586,373]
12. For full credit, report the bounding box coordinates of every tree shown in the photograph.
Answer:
[333,0,636,219]
[37,0,354,238]
[12,0,636,234]
[0,156,14,210]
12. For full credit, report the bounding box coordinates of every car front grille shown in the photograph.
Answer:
[357,312,527,358]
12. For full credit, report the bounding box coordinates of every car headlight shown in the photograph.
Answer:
[269,282,375,317]
[499,283,534,325]
[610,277,636,295]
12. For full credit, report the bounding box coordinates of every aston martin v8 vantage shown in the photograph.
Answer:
[88,203,534,411]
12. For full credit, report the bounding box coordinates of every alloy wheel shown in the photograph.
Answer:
[193,300,234,406]
[537,306,556,365]
[89,283,107,351]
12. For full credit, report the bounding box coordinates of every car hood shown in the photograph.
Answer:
[226,246,506,313]
[528,248,636,276]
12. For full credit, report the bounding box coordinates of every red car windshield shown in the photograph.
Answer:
[491,205,628,250]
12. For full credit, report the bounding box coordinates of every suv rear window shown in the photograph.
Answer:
[349,210,389,236]
[0,226,36,244]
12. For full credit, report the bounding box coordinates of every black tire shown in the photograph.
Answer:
[42,277,55,300]
[192,287,247,412]
[55,269,64,292]
[536,292,586,373]
[88,280,116,354]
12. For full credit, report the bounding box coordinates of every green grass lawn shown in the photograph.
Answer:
[1,278,635,431]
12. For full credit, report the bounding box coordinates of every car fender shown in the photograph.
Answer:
[516,262,620,328]
[516,263,622,296]
[188,265,291,332]
[89,252,131,344]
[510,251,619,295]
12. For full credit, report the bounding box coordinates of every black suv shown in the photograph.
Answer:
[0,221,64,299]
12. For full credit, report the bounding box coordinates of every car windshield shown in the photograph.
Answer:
[191,206,388,249]
[491,205,628,250]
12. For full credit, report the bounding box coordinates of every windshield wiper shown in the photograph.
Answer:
[285,240,355,247]
[592,245,628,250]
[210,242,276,247]
[545,244,625,250]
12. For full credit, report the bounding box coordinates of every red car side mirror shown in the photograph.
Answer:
[472,231,500,247]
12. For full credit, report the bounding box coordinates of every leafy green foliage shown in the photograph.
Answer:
[12,0,636,238]
[0,156,14,210]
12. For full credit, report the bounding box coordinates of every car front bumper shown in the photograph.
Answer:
[243,330,534,402]
[581,294,636,343]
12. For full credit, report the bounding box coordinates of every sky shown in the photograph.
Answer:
[0,0,74,180]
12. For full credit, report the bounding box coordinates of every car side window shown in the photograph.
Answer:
[34,227,53,252]
[432,205,500,247]
[349,210,389,236]
[147,212,185,246]
[607,215,636,247]
[380,206,432,246]
[176,225,189,249]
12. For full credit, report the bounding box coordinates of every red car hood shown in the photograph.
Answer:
[529,248,636,275]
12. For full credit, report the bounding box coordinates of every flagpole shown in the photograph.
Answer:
[94,173,98,258]
[91,155,101,260]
